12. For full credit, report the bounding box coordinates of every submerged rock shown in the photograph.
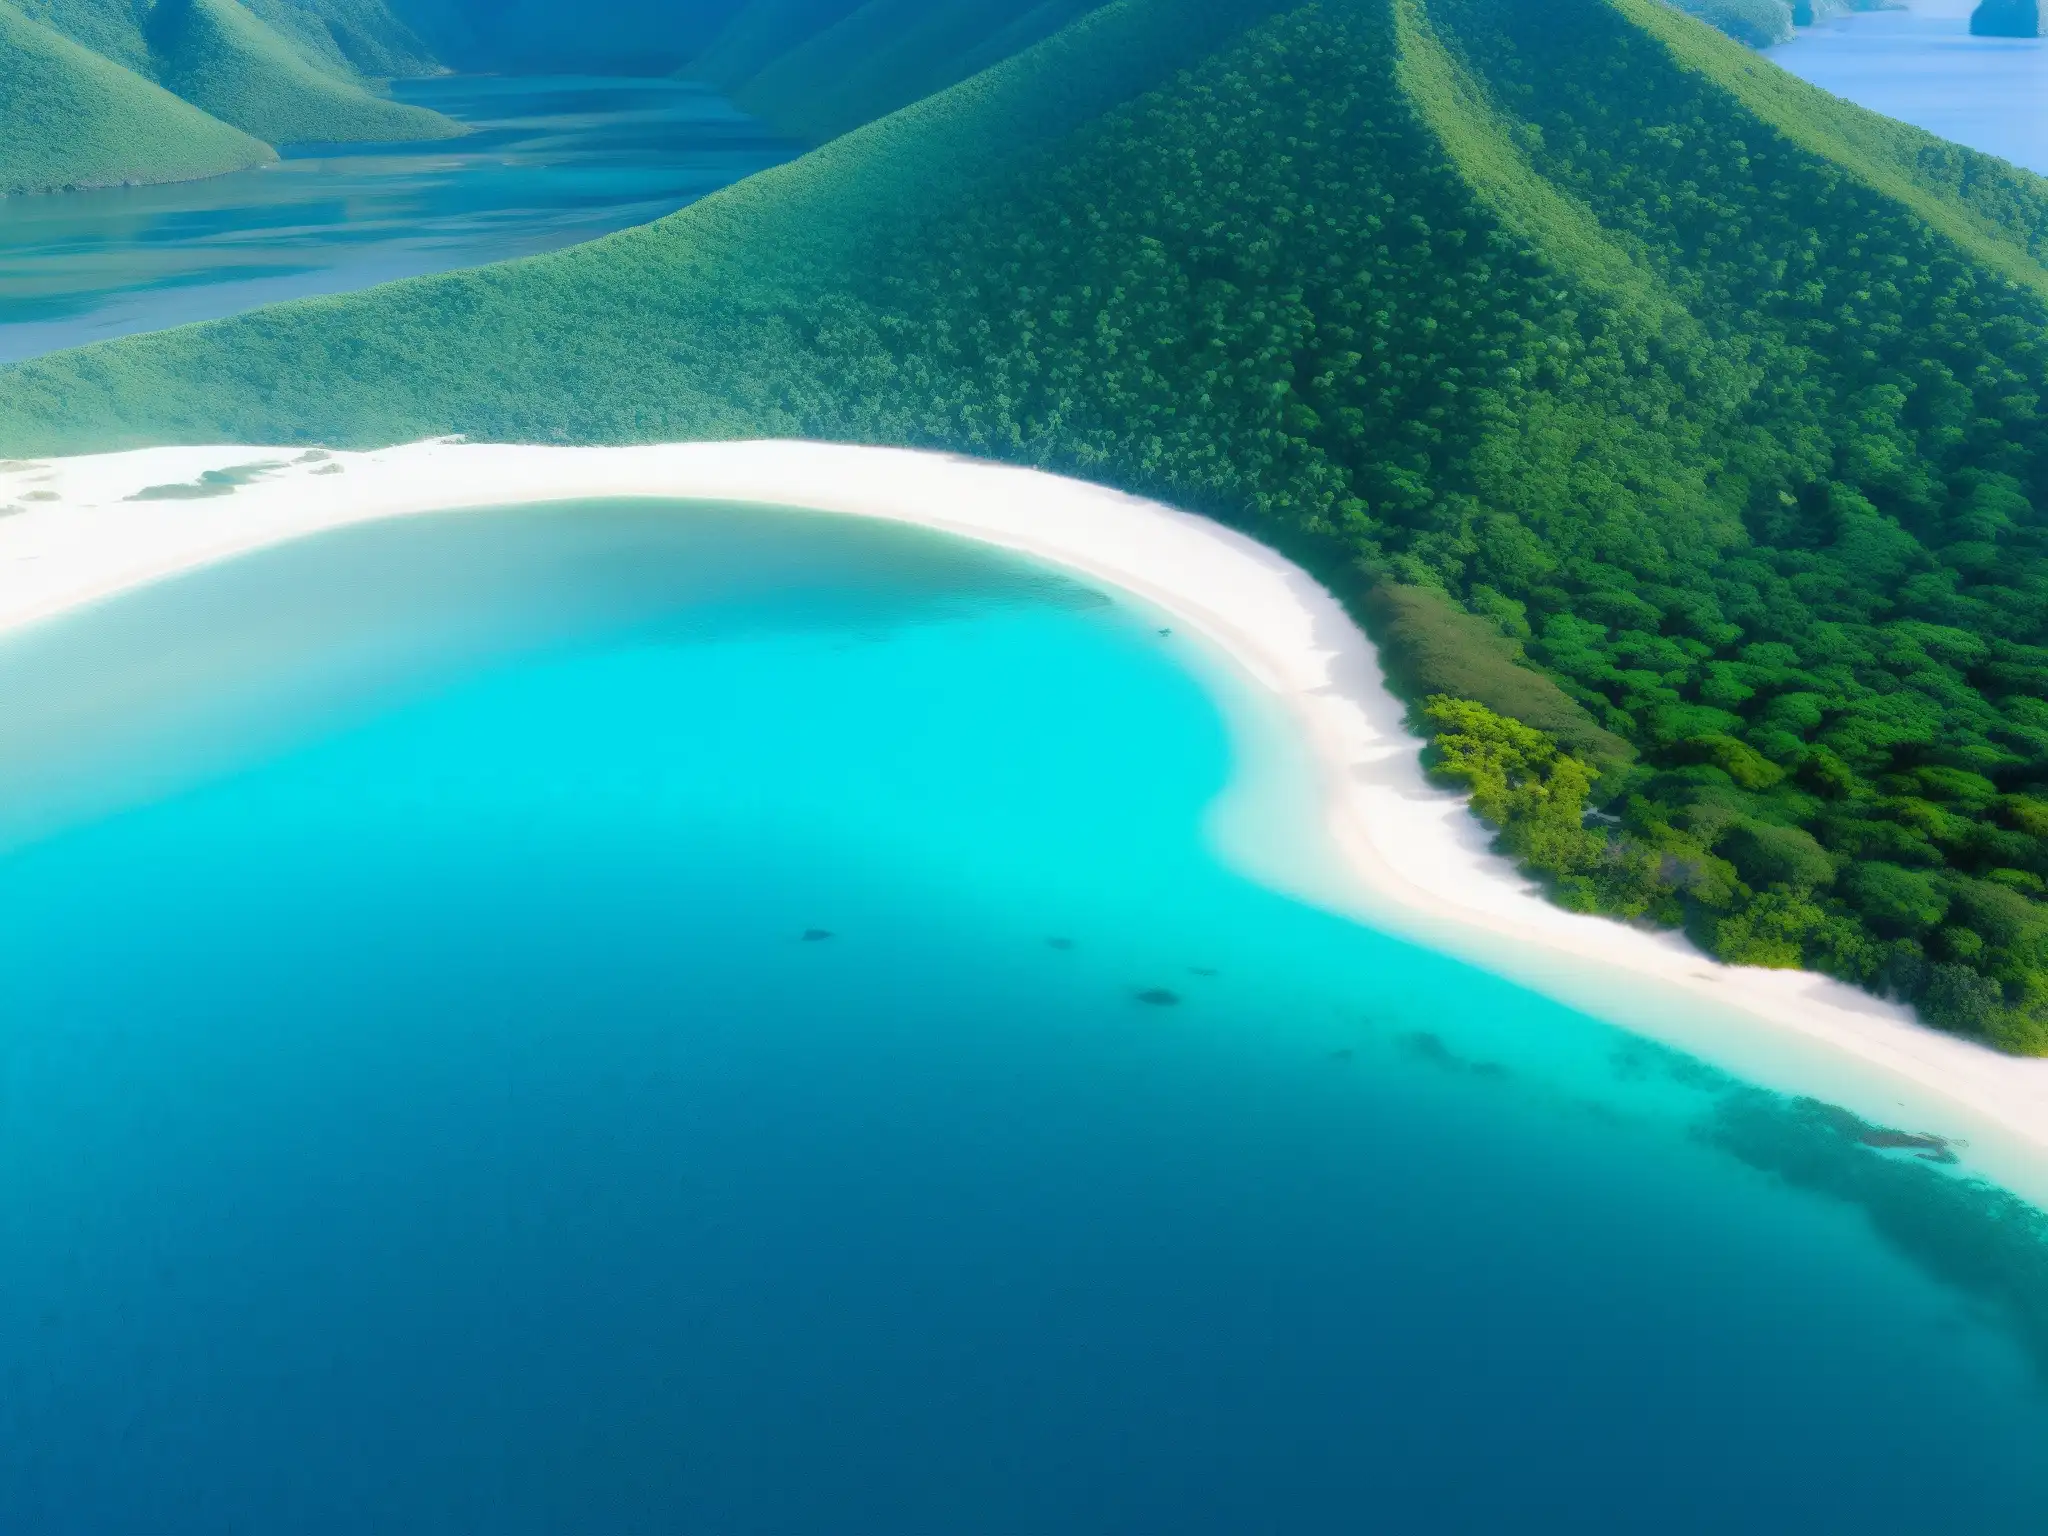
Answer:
[1855,1126,1960,1163]
[1970,0,2039,35]
[1399,1031,1511,1079]
[1805,1100,1961,1163]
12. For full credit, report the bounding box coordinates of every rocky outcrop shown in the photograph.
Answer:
[1969,0,2039,37]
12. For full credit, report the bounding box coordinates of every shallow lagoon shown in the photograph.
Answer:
[0,77,793,364]
[2,503,2046,1532]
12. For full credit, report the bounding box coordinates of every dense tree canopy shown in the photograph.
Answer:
[0,0,457,195]
[695,0,1107,142]
[0,0,274,194]
[2,0,2044,1048]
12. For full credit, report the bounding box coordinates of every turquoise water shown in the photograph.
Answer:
[3,503,2048,1532]
[1774,1,2048,172]
[0,77,793,364]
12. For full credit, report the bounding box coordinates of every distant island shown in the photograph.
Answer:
[1971,0,2040,34]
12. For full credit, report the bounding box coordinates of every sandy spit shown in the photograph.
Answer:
[4,439,2045,1200]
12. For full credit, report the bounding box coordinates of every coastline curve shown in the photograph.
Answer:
[4,438,2046,1202]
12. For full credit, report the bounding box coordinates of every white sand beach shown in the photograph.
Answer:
[5,438,2047,1199]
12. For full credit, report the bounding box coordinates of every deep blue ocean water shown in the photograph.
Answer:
[0,77,793,364]
[3,503,2047,1533]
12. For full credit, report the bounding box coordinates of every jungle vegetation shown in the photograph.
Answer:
[0,1,274,194]
[0,0,458,195]
[684,0,1831,134]
[0,0,1806,198]
[2,0,2045,1052]
[147,0,457,144]
[16,0,440,75]
[235,0,441,78]
[694,0,1110,143]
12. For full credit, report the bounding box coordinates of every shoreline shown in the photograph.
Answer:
[6,438,2048,1202]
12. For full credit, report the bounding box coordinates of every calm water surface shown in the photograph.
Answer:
[0,77,794,364]
[1,503,2046,1533]
[1774,0,2048,171]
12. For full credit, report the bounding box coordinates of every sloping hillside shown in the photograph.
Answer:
[389,0,739,73]
[0,1,274,194]
[146,0,459,143]
[4,0,2046,1051]
[699,0,1104,142]
[1,0,460,190]
[690,0,866,91]
[18,0,439,76]
[242,0,442,78]
[12,0,168,65]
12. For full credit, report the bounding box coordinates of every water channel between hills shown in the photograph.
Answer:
[0,76,796,366]
[1,26,2040,371]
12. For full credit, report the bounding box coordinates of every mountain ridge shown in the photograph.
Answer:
[0,0,276,194]
[147,0,458,144]
[705,0,1105,143]
[0,0,461,196]
[3,0,2044,1051]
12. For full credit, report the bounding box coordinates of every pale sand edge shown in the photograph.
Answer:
[6,439,2047,1201]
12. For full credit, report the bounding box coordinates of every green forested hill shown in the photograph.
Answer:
[12,0,158,67]
[4,0,2047,1051]
[690,0,865,92]
[20,0,439,79]
[147,0,458,144]
[240,0,441,79]
[0,0,458,194]
[699,0,1105,142]
[0,1,274,194]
